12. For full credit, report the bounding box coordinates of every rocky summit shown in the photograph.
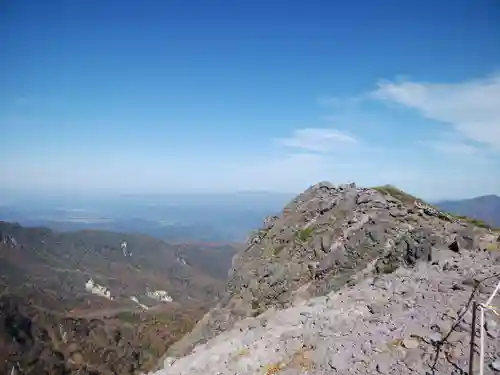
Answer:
[150,182,500,375]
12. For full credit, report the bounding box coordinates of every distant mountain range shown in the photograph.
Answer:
[435,194,500,228]
[0,216,248,243]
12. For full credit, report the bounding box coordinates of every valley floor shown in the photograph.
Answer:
[150,244,500,375]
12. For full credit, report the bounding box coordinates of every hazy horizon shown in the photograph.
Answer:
[1,186,499,207]
[2,1,499,201]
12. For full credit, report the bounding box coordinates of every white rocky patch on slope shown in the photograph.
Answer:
[84,278,113,300]
[147,290,173,302]
[130,296,150,310]
[148,244,500,375]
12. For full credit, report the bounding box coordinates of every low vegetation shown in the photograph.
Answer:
[373,185,497,230]
[263,362,284,375]
[296,227,314,242]
[0,288,207,375]
[263,245,286,258]
[485,242,499,251]
[115,311,141,324]
[450,214,493,229]
[372,185,425,205]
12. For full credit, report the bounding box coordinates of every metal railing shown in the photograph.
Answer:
[478,279,500,375]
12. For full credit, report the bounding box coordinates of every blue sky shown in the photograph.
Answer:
[1,0,499,200]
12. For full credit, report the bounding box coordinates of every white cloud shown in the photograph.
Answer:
[277,128,357,153]
[372,73,500,149]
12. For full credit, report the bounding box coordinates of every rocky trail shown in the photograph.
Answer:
[151,241,500,375]
[149,182,500,375]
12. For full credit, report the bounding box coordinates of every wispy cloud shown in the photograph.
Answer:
[4,74,499,200]
[277,128,357,153]
[417,131,482,156]
[371,73,500,149]
[421,140,478,156]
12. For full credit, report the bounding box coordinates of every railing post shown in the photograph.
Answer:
[479,305,485,375]
[469,301,477,375]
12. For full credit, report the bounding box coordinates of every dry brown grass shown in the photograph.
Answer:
[263,362,284,374]
[233,347,250,358]
[287,347,315,371]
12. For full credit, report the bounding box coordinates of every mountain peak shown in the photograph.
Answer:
[157,182,499,367]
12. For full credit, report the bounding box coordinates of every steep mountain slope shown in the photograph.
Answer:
[0,292,205,375]
[153,182,500,374]
[0,222,226,309]
[0,222,232,374]
[175,243,242,280]
[436,194,500,228]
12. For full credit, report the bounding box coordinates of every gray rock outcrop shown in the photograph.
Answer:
[151,182,500,375]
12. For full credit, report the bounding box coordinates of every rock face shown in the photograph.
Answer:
[152,182,500,375]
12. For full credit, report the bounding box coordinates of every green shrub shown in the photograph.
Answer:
[452,215,492,229]
[485,243,499,251]
[115,311,141,324]
[296,227,314,242]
